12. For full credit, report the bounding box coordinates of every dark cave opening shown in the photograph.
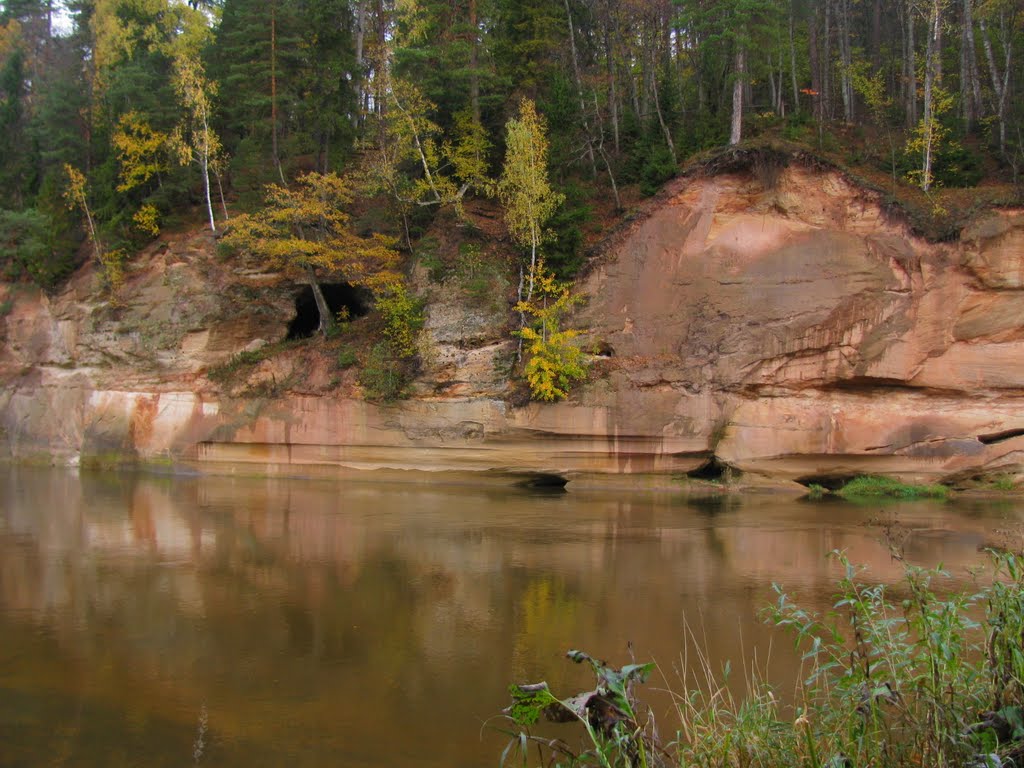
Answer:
[978,428,1024,445]
[287,282,371,339]
[516,473,570,490]
[687,457,729,481]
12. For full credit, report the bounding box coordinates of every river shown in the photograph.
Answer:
[0,467,1019,767]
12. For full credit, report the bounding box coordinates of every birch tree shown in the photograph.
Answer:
[171,53,224,233]
[497,99,564,306]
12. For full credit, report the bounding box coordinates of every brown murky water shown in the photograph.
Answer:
[0,467,1020,767]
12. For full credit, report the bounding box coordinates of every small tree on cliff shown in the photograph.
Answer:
[498,99,563,307]
[223,172,400,336]
[515,260,586,401]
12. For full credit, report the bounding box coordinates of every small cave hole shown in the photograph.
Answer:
[594,341,615,358]
[516,473,569,490]
[687,457,729,481]
[287,282,371,340]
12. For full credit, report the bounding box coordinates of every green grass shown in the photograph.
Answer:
[805,483,829,499]
[837,475,949,500]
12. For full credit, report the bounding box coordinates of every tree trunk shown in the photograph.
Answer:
[201,149,215,234]
[271,2,285,185]
[838,0,854,122]
[921,0,942,191]
[564,0,597,176]
[809,6,822,121]
[469,0,481,125]
[591,91,622,209]
[789,4,800,114]
[215,169,229,222]
[822,0,832,120]
[904,0,918,128]
[606,26,620,153]
[354,0,367,125]
[651,67,677,163]
[961,0,982,129]
[979,15,1011,155]
[306,266,335,336]
[730,46,745,145]
[871,0,882,67]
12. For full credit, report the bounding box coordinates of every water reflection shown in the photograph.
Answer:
[0,467,1020,767]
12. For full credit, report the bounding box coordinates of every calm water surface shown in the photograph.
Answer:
[1,467,1021,767]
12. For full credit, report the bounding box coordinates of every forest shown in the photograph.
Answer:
[0,0,1021,387]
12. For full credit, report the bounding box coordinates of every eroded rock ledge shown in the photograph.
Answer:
[2,162,1022,489]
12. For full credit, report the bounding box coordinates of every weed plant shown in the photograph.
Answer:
[498,551,1024,768]
[837,476,949,500]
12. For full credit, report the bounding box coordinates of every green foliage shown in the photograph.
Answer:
[336,345,357,369]
[764,551,999,767]
[222,172,401,335]
[639,144,677,197]
[906,83,956,192]
[0,207,73,287]
[375,282,424,360]
[498,98,564,270]
[501,650,657,768]
[358,342,414,402]
[544,191,591,279]
[805,483,829,500]
[206,347,269,384]
[837,475,950,500]
[416,236,447,283]
[993,475,1019,492]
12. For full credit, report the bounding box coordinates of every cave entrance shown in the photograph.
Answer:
[687,457,730,481]
[287,282,371,339]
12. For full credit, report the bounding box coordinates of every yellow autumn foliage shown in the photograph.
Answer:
[514,261,586,402]
[222,172,400,285]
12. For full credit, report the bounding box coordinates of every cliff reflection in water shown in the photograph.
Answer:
[0,467,1018,768]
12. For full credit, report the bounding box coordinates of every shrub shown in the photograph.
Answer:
[206,348,267,383]
[359,342,412,401]
[639,144,677,197]
[375,282,424,360]
[336,346,358,369]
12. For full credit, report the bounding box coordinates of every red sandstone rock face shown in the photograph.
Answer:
[1,165,1022,487]
[576,167,1024,485]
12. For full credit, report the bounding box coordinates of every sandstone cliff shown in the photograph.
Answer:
[1,159,1022,489]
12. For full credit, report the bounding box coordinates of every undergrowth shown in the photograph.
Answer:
[837,475,949,500]
[497,550,1024,768]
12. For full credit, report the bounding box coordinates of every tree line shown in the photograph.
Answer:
[0,0,1020,290]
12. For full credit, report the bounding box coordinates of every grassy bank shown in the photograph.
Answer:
[835,476,950,500]
[499,550,1024,767]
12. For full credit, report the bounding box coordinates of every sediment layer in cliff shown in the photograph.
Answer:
[2,157,1022,488]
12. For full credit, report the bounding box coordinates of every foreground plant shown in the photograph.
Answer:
[501,650,659,768]
[498,550,1024,767]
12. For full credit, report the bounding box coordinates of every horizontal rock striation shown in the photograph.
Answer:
[1,163,1022,488]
